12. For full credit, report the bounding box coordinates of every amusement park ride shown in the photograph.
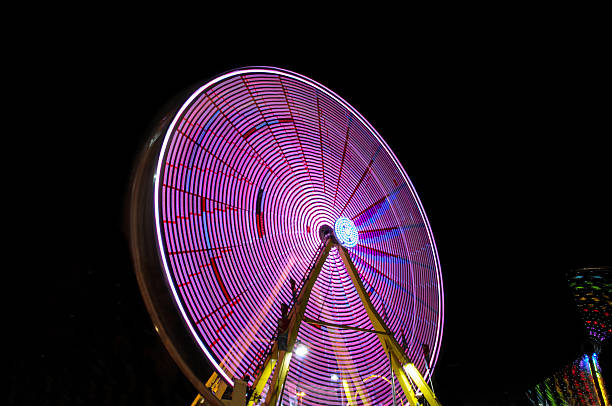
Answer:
[129,67,444,405]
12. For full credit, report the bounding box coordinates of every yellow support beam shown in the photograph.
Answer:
[247,238,334,405]
[263,350,293,405]
[403,363,439,405]
[247,358,277,406]
[390,356,419,406]
[337,246,442,406]
[342,378,369,406]
[191,394,203,406]
[205,239,442,406]
[204,372,228,400]
[263,239,333,405]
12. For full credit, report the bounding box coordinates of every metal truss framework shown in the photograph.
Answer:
[196,237,441,406]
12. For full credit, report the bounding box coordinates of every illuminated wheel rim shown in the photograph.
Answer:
[152,67,443,405]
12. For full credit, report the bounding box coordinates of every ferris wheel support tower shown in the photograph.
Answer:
[201,230,441,406]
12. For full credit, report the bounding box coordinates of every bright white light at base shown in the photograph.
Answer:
[334,217,359,248]
[295,343,308,356]
[330,374,339,381]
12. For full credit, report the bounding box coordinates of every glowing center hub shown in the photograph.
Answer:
[334,217,359,248]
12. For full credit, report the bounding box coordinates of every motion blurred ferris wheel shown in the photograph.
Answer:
[129,67,444,406]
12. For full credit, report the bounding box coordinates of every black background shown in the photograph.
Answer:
[10,19,610,405]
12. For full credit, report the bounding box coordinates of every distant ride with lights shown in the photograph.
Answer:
[130,67,444,406]
[568,267,612,348]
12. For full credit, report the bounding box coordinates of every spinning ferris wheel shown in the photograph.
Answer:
[129,67,444,406]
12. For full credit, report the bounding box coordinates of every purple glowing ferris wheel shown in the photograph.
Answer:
[129,67,444,406]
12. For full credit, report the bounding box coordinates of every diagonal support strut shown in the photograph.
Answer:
[236,238,442,406]
[336,245,441,406]
[247,237,334,406]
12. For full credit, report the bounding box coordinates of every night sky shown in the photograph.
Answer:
[13,28,610,405]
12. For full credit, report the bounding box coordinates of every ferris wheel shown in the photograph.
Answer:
[129,67,444,406]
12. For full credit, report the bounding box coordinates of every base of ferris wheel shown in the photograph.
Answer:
[192,226,442,406]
